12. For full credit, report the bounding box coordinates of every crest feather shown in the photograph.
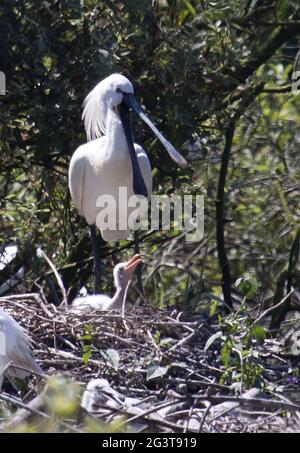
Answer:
[82,83,106,141]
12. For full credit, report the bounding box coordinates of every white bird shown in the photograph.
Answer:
[71,254,141,312]
[0,309,42,389]
[69,74,187,294]
[81,378,184,432]
[81,378,148,431]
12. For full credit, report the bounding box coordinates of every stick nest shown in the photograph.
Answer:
[0,294,299,433]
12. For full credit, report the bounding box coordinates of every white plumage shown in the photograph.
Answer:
[81,378,185,432]
[0,309,42,388]
[71,254,141,312]
[69,74,152,241]
[68,74,187,293]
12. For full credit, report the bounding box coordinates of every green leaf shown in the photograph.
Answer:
[147,364,170,381]
[210,300,219,317]
[82,344,92,365]
[159,338,175,347]
[235,276,258,298]
[252,325,266,345]
[80,334,92,341]
[221,344,231,368]
[171,361,188,370]
[204,331,223,351]
[100,349,120,371]
[182,0,196,16]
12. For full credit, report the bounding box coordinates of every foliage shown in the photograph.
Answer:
[2,0,300,434]
[206,301,267,389]
[0,1,300,318]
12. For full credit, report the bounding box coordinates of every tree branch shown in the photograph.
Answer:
[216,121,236,311]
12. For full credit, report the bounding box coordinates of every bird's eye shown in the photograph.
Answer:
[116,87,122,93]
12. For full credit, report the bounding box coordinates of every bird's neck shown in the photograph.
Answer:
[109,282,130,310]
[105,107,128,159]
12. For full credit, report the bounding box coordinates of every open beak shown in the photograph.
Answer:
[122,92,188,170]
[124,254,142,280]
[119,102,149,198]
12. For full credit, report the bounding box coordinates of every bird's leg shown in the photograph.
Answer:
[134,229,144,299]
[90,224,101,294]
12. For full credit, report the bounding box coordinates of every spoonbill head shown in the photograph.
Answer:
[83,74,134,140]
[82,73,187,171]
[71,254,142,312]
[113,253,142,289]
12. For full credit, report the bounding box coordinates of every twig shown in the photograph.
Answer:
[119,398,183,429]
[252,289,294,326]
[36,248,67,306]
[191,394,300,412]
[199,403,212,433]
[169,331,196,352]
[0,392,48,421]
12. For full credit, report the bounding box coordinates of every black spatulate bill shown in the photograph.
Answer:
[119,102,148,198]
[122,92,188,170]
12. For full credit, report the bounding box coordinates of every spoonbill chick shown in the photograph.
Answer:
[71,254,142,312]
[0,309,42,388]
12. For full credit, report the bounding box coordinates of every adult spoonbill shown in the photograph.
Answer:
[69,74,187,294]
[0,309,42,388]
[71,254,141,312]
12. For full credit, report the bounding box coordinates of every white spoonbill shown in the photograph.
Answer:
[69,74,187,294]
[71,254,141,312]
[0,309,42,388]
